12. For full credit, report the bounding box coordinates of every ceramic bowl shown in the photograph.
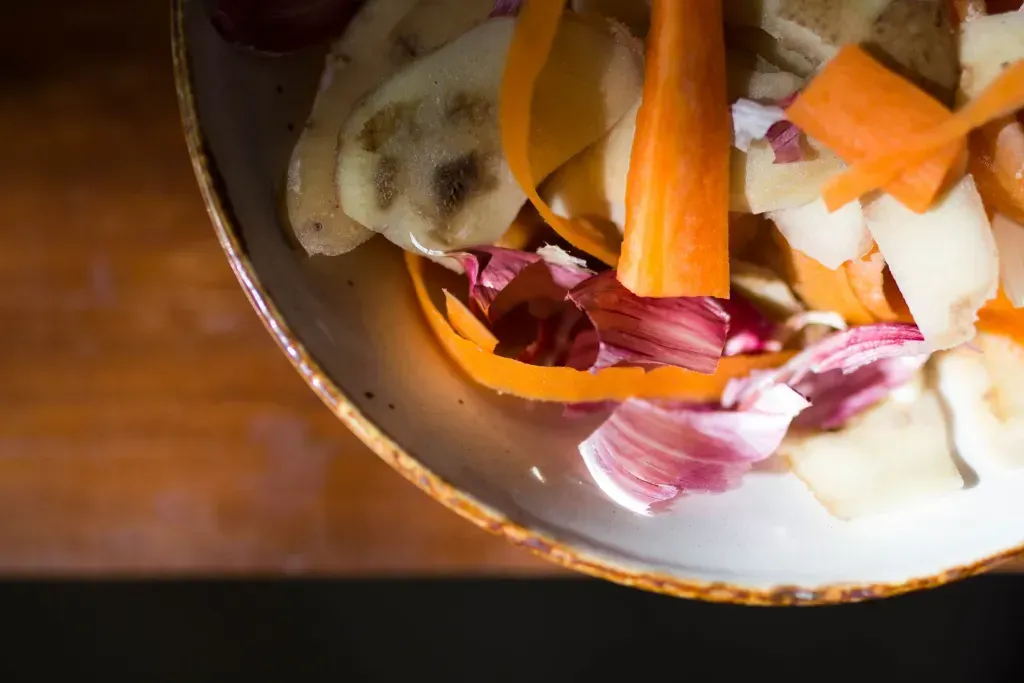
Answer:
[173,0,1024,603]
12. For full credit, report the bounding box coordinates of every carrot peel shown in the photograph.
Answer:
[444,291,499,353]
[820,59,1024,211]
[617,0,730,299]
[407,253,792,403]
[499,0,622,267]
[785,45,963,214]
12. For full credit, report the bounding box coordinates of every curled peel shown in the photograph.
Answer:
[407,252,793,403]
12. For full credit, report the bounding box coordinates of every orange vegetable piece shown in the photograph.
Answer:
[499,0,622,266]
[844,247,914,323]
[774,232,876,326]
[407,253,792,403]
[978,290,1024,345]
[617,0,730,299]
[444,291,499,353]
[786,45,964,214]
[822,58,1024,211]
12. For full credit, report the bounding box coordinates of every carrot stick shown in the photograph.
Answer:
[785,45,964,214]
[616,0,730,299]
[844,247,914,323]
[408,253,791,403]
[821,59,1024,211]
[499,0,622,266]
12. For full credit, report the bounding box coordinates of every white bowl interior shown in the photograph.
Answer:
[184,3,1024,591]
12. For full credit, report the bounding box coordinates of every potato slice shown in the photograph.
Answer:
[336,16,643,258]
[935,339,1024,470]
[543,101,637,235]
[286,0,495,256]
[864,176,999,351]
[783,370,964,521]
[769,197,871,271]
[732,140,846,214]
[960,12,1024,100]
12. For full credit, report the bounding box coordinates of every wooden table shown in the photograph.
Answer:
[0,0,554,575]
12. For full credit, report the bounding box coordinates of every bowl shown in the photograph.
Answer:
[173,0,1024,603]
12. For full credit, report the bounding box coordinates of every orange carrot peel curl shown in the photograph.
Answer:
[775,233,876,326]
[980,290,1024,345]
[844,248,914,324]
[499,0,622,266]
[617,0,730,299]
[407,253,792,403]
[808,53,1024,212]
[785,45,964,214]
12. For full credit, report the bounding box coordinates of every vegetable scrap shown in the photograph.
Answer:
[259,0,1024,519]
[618,0,730,299]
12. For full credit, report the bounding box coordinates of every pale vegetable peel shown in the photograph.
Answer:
[769,197,872,271]
[337,13,642,260]
[936,341,1024,470]
[784,370,963,521]
[959,12,1024,101]
[287,0,495,256]
[864,176,999,351]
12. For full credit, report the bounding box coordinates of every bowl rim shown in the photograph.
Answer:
[170,0,1023,604]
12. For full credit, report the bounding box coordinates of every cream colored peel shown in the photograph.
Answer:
[335,12,640,262]
[784,370,963,521]
[286,0,495,256]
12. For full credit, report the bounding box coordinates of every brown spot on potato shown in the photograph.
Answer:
[391,33,421,64]
[432,152,492,219]
[358,101,419,153]
[445,91,493,126]
[374,156,400,210]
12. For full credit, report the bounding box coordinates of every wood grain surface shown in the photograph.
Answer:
[0,0,555,574]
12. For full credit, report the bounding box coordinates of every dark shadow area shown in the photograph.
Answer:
[0,576,1022,681]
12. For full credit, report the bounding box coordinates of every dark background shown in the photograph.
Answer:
[1,577,1023,681]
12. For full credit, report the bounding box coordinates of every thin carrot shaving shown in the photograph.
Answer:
[822,59,1024,211]
[979,290,1024,345]
[774,232,876,326]
[444,291,499,353]
[617,0,730,299]
[499,0,621,266]
[785,45,964,214]
[407,253,792,403]
[844,247,914,323]
[979,308,1024,345]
